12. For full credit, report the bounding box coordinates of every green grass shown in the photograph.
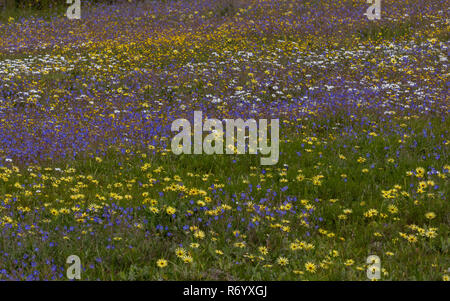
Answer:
[0,0,448,281]
[0,5,65,23]
[1,113,448,280]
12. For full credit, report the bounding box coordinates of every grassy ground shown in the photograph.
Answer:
[1,113,448,280]
[0,3,64,23]
[0,0,448,280]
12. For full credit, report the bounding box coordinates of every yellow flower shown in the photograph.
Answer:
[415,167,425,178]
[258,246,268,255]
[305,262,316,273]
[419,181,427,189]
[234,242,246,248]
[276,257,289,266]
[425,212,436,219]
[388,205,398,214]
[166,206,176,215]
[357,157,366,163]
[194,230,205,239]
[175,248,186,258]
[156,259,168,268]
[425,230,437,238]
[364,209,378,218]
[344,259,355,266]
[407,235,418,243]
[182,256,193,264]
[290,243,300,251]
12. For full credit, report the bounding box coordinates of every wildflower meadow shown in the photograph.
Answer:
[0,0,448,281]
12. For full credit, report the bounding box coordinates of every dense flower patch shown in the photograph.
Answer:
[0,0,448,280]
